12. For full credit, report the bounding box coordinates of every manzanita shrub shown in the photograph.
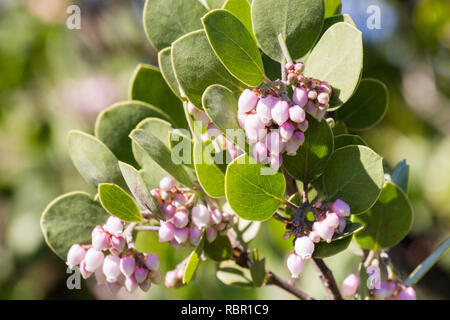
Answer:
[40,0,450,300]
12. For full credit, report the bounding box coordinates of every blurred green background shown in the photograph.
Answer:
[0,0,449,300]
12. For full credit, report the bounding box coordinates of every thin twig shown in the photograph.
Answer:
[266,271,314,300]
[273,212,290,223]
[312,258,343,300]
[285,200,300,210]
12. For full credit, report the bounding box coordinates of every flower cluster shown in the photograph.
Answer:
[237,61,332,171]
[286,199,350,278]
[374,282,417,300]
[153,177,235,248]
[66,216,161,294]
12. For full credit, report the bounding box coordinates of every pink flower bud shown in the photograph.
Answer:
[110,235,125,255]
[374,281,396,300]
[280,122,295,142]
[338,218,347,234]
[297,119,309,132]
[79,259,93,279]
[92,228,109,251]
[285,131,304,155]
[134,267,149,283]
[84,248,104,272]
[189,227,202,245]
[288,73,297,82]
[139,279,151,292]
[256,95,278,125]
[165,270,178,288]
[293,87,308,108]
[124,275,138,292]
[158,221,175,242]
[160,190,170,201]
[313,221,335,243]
[324,212,340,229]
[398,287,416,300]
[144,253,160,270]
[210,209,223,224]
[317,92,330,104]
[271,100,290,125]
[198,110,211,127]
[294,62,304,73]
[244,114,266,143]
[289,105,306,123]
[252,141,268,162]
[287,253,304,278]
[150,188,161,201]
[285,62,295,70]
[95,268,107,285]
[162,204,176,219]
[268,153,283,171]
[173,194,187,208]
[104,216,123,236]
[237,112,248,129]
[309,231,321,243]
[238,89,259,113]
[151,269,162,284]
[91,225,103,239]
[266,131,285,155]
[192,204,210,228]
[174,228,189,243]
[314,108,326,121]
[294,236,315,259]
[332,199,350,217]
[319,83,331,94]
[173,210,189,228]
[107,281,121,295]
[103,255,121,282]
[308,90,318,100]
[120,256,136,278]
[160,176,175,191]
[67,244,86,268]
[305,100,316,116]
[206,226,217,243]
[342,273,359,296]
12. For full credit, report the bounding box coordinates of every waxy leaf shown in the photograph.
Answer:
[130,128,196,188]
[143,0,207,51]
[305,22,363,109]
[353,182,413,250]
[98,183,142,222]
[322,145,384,214]
[313,236,352,258]
[334,134,367,150]
[250,257,266,287]
[172,30,245,109]
[324,0,341,17]
[203,9,264,87]
[204,234,233,261]
[252,0,324,62]
[118,162,164,220]
[283,118,334,184]
[319,13,355,39]
[223,0,254,36]
[40,192,109,260]
[67,130,124,188]
[225,154,285,221]
[336,79,389,131]
[169,129,194,169]
[194,141,226,198]
[128,64,188,129]
[216,260,254,287]
[158,47,182,99]
[95,101,170,166]
[391,159,409,194]
[204,0,226,9]
[184,234,205,284]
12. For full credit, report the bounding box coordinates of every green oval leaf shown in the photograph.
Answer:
[319,13,355,40]
[252,0,324,62]
[313,236,352,258]
[172,30,245,109]
[128,64,188,129]
[158,47,182,99]
[204,234,233,261]
[322,145,384,214]
[324,0,341,18]
[305,22,363,109]
[98,183,142,222]
[194,141,226,198]
[143,0,207,51]
[391,159,409,194]
[334,134,367,150]
[353,182,413,250]
[283,118,334,184]
[225,154,285,221]
[130,128,196,188]
[40,192,110,260]
[223,0,254,36]
[67,130,124,188]
[216,260,254,288]
[95,101,170,166]
[336,79,389,131]
[118,161,165,220]
[203,9,265,87]
[250,257,266,287]
[183,234,205,284]
[202,84,240,131]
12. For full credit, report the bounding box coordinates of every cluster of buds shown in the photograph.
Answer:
[374,282,417,300]
[287,199,350,278]
[66,216,162,294]
[285,61,332,121]
[164,266,186,288]
[153,177,235,248]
